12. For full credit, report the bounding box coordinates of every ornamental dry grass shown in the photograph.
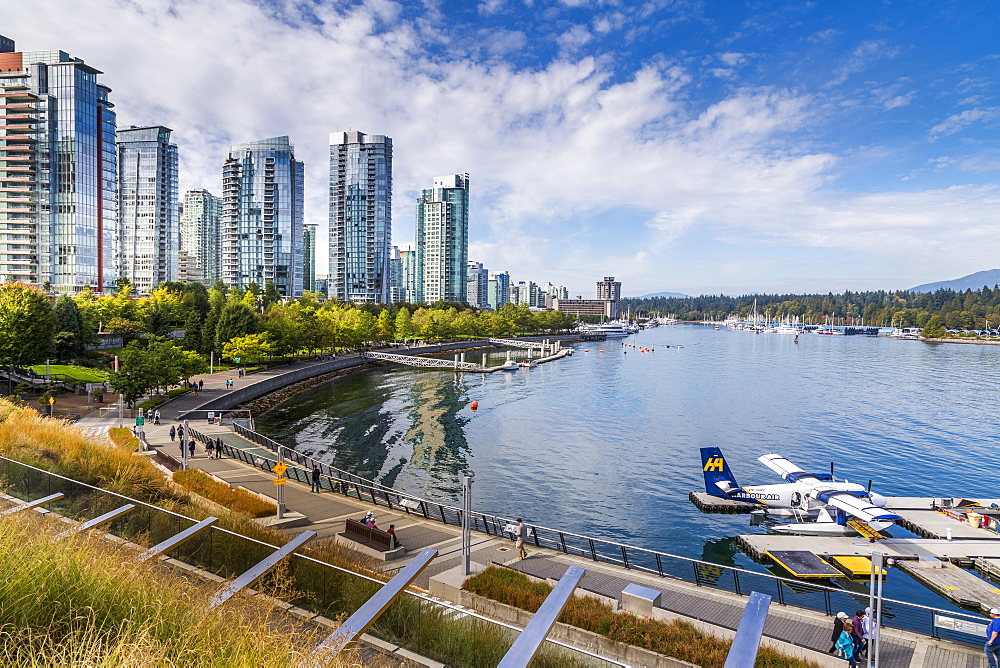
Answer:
[173,468,277,518]
[464,567,822,668]
[0,512,392,667]
[0,399,173,502]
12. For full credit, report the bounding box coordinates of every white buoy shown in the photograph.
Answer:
[947,528,953,541]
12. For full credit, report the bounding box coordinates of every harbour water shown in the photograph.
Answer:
[257,325,1000,609]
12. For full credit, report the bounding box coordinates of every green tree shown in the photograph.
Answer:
[222,334,275,365]
[376,309,394,341]
[262,280,282,310]
[106,317,145,346]
[180,311,203,352]
[53,294,85,358]
[922,315,946,339]
[214,301,260,347]
[394,307,416,341]
[0,282,54,367]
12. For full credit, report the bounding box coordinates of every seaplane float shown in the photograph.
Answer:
[700,447,900,538]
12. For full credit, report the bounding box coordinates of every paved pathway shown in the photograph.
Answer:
[73,353,993,668]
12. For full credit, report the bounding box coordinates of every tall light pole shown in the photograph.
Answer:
[182,419,190,470]
[461,472,475,575]
[867,551,895,668]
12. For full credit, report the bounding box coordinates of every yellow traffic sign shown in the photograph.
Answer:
[273,461,288,476]
[273,478,287,485]
[48,397,55,405]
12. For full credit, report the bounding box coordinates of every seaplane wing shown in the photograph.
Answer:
[815,489,901,523]
[757,454,833,485]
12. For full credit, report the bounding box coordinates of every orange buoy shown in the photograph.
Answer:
[471,401,479,410]
[584,349,589,352]
[599,350,605,353]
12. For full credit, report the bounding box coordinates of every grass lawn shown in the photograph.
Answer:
[27,364,108,383]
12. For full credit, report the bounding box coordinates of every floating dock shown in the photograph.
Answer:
[688,491,763,513]
[766,550,843,579]
[895,559,1000,613]
[829,555,884,579]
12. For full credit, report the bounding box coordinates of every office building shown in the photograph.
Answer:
[117,125,178,292]
[179,188,221,285]
[554,276,621,319]
[221,136,304,297]
[487,271,509,310]
[303,223,317,293]
[328,131,392,303]
[415,173,469,303]
[0,39,117,290]
[467,261,488,308]
[399,244,416,303]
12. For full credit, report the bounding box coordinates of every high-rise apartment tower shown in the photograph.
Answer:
[328,131,392,303]
[0,39,117,290]
[303,223,317,293]
[415,173,469,304]
[179,188,220,285]
[467,261,488,308]
[117,125,178,292]
[221,136,304,297]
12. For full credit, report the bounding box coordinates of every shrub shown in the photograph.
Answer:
[173,469,276,518]
[464,567,821,668]
[107,427,140,451]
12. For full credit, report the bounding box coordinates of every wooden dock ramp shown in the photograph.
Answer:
[765,550,843,579]
[896,558,1000,613]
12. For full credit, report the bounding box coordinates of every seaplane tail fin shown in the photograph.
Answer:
[700,447,739,498]
[820,491,901,524]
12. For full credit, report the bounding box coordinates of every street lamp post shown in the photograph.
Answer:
[182,419,190,471]
[461,472,475,575]
[867,551,895,668]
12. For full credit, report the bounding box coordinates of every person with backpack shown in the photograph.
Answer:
[205,440,214,459]
[169,425,176,441]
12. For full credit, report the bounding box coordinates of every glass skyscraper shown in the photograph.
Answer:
[303,223,316,293]
[399,244,416,303]
[117,125,178,292]
[415,173,469,304]
[328,131,392,303]
[179,188,220,285]
[487,271,510,310]
[221,136,304,297]
[0,39,117,291]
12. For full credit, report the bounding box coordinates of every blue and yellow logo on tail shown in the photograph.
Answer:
[700,447,740,498]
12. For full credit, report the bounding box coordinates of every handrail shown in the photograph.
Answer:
[188,439,993,638]
[0,455,627,666]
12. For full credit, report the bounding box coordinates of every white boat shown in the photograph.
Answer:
[500,360,519,371]
[582,322,631,338]
[889,327,922,340]
[518,359,537,368]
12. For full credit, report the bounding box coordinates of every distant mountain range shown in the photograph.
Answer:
[910,269,1000,293]
[629,291,691,299]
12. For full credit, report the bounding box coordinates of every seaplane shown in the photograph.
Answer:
[700,447,900,538]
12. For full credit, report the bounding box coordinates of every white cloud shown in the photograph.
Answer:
[8,0,999,296]
[556,25,592,52]
[929,108,1000,139]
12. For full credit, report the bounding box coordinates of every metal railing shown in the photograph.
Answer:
[0,455,620,667]
[198,424,994,648]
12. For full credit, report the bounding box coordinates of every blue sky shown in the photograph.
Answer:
[10,0,1000,296]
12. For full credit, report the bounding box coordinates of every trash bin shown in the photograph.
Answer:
[967,512,982,528]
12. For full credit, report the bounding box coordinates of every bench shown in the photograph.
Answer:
[336,519,406,561]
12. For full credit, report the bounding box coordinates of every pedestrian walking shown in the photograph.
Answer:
[188,439,196,458]
[153,409,161,425]
[177,426,184,440]
[514,518,529,560]
[206,440,214,458]
[850,610,867,660]
[310,465,321,493]
[198,379,204,391]
[986,608,1000,668]
[169,425,176,441]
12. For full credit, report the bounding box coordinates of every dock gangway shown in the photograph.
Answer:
[362,351,485,371]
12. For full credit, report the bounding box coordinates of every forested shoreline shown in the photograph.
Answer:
[623,286,1000,330]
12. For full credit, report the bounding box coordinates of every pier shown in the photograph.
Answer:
[362,347,573,373]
